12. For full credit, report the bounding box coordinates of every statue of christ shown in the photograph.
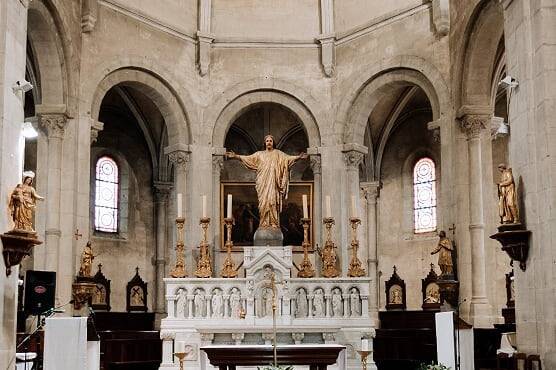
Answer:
[226,134,307,232]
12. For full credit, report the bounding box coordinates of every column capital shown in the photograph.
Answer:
[459,114,489,138]
[160,331,176,340]
[360,181,381,202]
[39,113,69,139]
[165,144,191,170]
[212,155,224,173]
[343,150,365,170]
[90,120,104,144]
[457,105,491,138]
[153,181,173,202]
[309,155,322,175]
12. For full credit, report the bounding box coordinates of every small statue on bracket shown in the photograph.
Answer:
[8,171,44,233]
[431,231,454,279]
[497,163,519,224]
[79,241,97,278]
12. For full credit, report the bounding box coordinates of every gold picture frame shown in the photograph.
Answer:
[220,182,313,251]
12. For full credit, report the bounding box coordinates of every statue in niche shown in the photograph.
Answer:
[194,289,205,318]
[295,288,308,318]
[211,289,224,318]
[497,163,519,224]
[78,241,96,277]
[226,135,307,233]
[424,284,440,304]
[389,285,403,305]
[8,171,44,233]
[93,285,106,305]
[262,287,274,317]
[230,288,242,319]
[313,289,325,317]
[331,288,343,317]
[176,288,187,318]
[131,286,144,306]
[431,231,454,277]
[350,288,361,316]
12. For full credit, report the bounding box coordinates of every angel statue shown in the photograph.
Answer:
[8,171,44,233]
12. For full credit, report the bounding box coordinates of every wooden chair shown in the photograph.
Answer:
[515,353,527,370]
[497,353,516,370]
[526,355,542,370]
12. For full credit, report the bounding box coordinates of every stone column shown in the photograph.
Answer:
[342,294,350,318]
[39,112,68,304]
[187,295,194,319]
[459,112,491,327]
[343,145,366,276]
[0,1,29,367]
[165,145,190,269]
[501,0,556,365]
[160,331,175,369]
[361,182,380,323]
[212,153,224,273]
[310,155,322,272]
[154,182,172,314]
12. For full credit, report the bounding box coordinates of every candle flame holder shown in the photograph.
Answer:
[170,217,187,278]
[348,217,366,277]
[221,217,238,278]
[357,350,371,370]
[297,217,315,278]
[194,217,212,278]
[318,217,339,278]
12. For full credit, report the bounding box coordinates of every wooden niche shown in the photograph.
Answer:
[91,263,111,311]
[421,264,441,311]
[126,267,148,312]
[385,266,406,310]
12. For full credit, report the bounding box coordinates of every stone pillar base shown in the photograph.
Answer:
[470,299,492,328]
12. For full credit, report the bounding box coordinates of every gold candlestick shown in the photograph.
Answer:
[221,217,238,278]
[170,217,187,278]
[317,217,339,278]
[297,217,315,278]
[348,217,366,277]
[194,217,212,278]
[174,352,186,370]
[357,350,371,370]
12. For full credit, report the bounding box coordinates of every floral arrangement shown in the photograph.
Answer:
[417,362,451,370]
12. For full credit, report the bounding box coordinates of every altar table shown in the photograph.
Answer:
[201,344,345,370]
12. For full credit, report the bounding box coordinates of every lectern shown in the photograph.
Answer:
[43,317,100,370]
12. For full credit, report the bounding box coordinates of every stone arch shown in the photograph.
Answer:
[90,67,192,148]
[457,0,505,110]
[337,55,450,146]
[207,78,325,148]
[27,0,72,114]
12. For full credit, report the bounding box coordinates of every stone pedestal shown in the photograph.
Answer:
[490,223,530,271]
[253,227,283,246]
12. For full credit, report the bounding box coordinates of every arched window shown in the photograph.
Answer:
[95,156,119,233]
[413,157,437,233]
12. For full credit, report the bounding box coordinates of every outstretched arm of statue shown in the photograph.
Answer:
[31,187,45,201]
[431,244,441,255]
[225,150,236,159]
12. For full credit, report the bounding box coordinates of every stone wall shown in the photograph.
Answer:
[0,1,29,369]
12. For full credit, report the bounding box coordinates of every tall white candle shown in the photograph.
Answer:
[351,195,358,218]
[227,194,232,218]
[302,194,308,218]
[202,195,207,218]
[177,193,183,218]
[361,338,369,351]
[325,195,331,218]
[175,341,185,353]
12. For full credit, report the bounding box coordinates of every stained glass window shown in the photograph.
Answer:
[95,156,119,233]
[413,157,437,233]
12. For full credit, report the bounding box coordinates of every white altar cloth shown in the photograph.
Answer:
[43,317,100,370]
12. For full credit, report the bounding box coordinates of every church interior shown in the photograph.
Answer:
[0,0,554,369]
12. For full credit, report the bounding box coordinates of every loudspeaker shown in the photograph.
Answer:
[24,270,56,315]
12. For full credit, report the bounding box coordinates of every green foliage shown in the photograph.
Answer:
[416,362,451,370]
[257,365,294,370]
